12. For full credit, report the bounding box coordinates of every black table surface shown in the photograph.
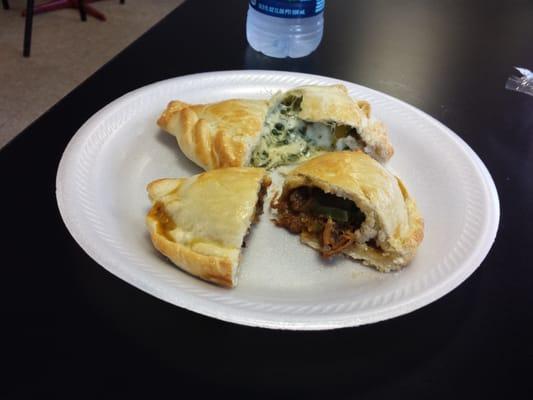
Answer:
[2,0,532,398]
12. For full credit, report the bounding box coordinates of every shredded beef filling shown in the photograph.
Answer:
[273,187,366,258]
[253,177,271,223]
[242,177,272,248]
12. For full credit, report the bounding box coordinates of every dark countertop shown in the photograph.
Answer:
[2,0,532,398]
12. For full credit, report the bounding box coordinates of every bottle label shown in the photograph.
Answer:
[250,0,325,18]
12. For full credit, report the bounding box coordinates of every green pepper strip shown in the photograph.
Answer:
[310,204,350,223]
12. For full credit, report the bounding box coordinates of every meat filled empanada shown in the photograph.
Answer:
[157,84,393,171]
[146,168,270,287]
[272,151,423,271]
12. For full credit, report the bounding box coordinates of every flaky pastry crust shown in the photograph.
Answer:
[146,168,269,287]
[274,84,394,163]
[158,99,269,170]
[280,151,424,271]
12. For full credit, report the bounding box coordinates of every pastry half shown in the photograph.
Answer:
[157,98,269,170]
[146,168,271,287]
[251,84,393,169]
[157,84,393,171]
[272,151,423,271]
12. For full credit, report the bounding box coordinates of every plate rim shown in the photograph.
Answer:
[56,70,500,330]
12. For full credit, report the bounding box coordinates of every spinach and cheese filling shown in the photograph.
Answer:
[250,95,364,169]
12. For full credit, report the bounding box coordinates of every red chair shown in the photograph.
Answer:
[27,1,124,22]
[2,1,125,57]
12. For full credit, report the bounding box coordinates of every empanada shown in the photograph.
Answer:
[157,99,269,170]
[146,168,270,287]
[157,84,393,171]
[272,151,423,271]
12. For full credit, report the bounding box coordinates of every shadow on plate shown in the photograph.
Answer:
[155,128,202,175]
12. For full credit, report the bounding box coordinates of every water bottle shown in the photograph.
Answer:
[246,0,325,58]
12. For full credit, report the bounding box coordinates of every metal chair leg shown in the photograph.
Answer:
[2,0,10,10]
[79,0,86,21]
[23,0,35,57]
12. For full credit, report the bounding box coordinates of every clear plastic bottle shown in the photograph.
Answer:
[246,0,325,58]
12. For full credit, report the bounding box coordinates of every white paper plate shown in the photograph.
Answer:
[56,70,499,330]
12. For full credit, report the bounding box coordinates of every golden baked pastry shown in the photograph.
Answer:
[272,151,423,271]
[157,84,393,171]
[157,99,269,170]
[146,168,270,287]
